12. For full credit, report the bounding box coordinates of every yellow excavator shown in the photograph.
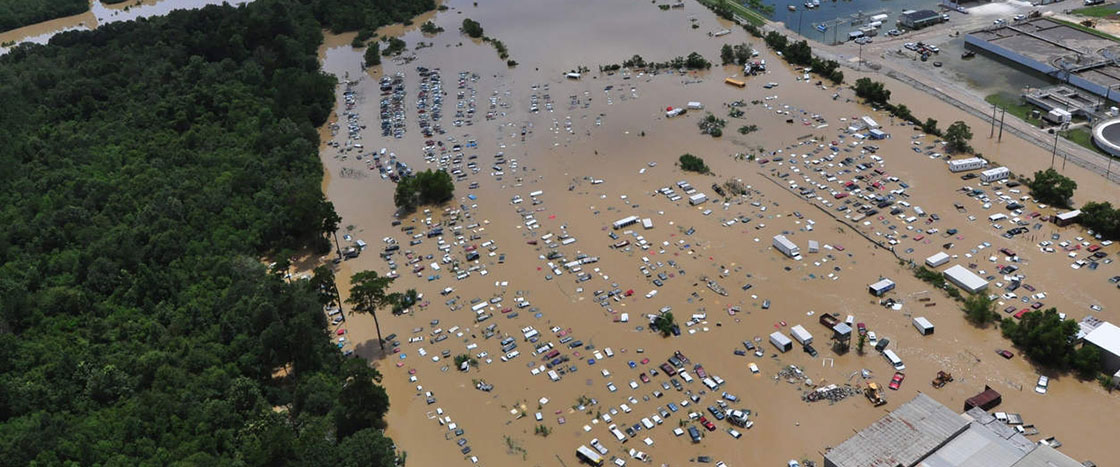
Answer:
[865,382,886,406]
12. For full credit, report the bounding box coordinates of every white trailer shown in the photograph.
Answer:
[860,116,880,129]
[948,157,989,172]
[980,166,1010,183]
[641,218,654,230]
[687,101,704,110]
[769,331,793,352]
[613,215,639,230]
[689,193,708,205]
[925,251,950,268]
[772,235,800,258]
[913,316,935,335]
[790,325,813,345]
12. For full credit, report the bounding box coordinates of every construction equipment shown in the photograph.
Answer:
[865,382,887,406]
[932,371,954,388]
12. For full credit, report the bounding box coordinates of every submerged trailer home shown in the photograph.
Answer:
[772,235,800,258]
[944,264,988,293]
[612,215,639,230]
[688,193,708,205]
[948,157,988,172]
[980,166,1010,183]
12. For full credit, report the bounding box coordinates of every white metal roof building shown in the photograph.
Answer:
[825,396,1088,467]
[925,252,950,268]
[1084,321,1120,374]
[944,265,988,293]
[824,394,970,467]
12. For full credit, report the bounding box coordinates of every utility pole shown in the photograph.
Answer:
[858,41,864,71]
[990,103,997,138]
[1051,127,1059,168]
[998,107,1006,142]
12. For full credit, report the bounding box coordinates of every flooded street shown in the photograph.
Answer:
[311,0,1120,465]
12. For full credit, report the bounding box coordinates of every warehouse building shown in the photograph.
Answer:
[824,394,1087,467]
[899,10,945,30]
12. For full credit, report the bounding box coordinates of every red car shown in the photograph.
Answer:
[997,349,1014,359]
[639,373,651,384]
[698,416,716,431]
[889,372,905,390]
[857,323,867,335]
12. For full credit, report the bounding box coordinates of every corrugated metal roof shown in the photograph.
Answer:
[825,394,970,467]
[1010,445,1085,467]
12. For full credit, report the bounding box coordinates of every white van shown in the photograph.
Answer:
[882,349,905,371]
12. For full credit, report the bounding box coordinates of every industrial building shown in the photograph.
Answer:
[898,10,945,30]
[966,19,1120,100]
[824,394,1087,467]
[944,264,988,293]
[1083,321,1120,374]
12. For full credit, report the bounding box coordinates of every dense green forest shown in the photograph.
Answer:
[0,0,432,464]
[0,0,88,33]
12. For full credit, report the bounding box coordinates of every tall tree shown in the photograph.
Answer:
[1027,168,1077,208]
[322,203,344,260]
[944,121,973,153]
[345,271,397,349]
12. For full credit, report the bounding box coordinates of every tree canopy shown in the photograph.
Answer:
[652,312,676,336]
[1001,308,1095,374]
[394,169,455,213]
[944,121,973,154]
[853,78,891,106]
[1079,201,1120,240]
[679,154,711,174]
[0,0,434,464]
[1027,168,1077,208]
[461,18,484,38]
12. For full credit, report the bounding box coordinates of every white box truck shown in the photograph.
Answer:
[913,317,935,335]
[769,331,793,352]
[790,325,813,345]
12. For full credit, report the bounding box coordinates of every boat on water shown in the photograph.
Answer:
[816,24,828,32]
[706,279,728,296]
[788,4,797,11]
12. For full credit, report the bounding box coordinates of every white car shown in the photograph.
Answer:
[607,382,617,392]
[1035,375,1049,394]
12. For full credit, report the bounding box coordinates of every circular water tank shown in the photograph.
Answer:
[1092,118,1120,157]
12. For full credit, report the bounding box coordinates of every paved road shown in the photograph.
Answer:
[759,4,1120,184]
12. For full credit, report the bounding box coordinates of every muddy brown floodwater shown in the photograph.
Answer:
[313,0,1120,466]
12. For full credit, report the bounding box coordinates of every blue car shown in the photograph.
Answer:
[667,402,679,412]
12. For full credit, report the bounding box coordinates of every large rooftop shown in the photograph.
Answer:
[825,394,970,466]
[1084,321,1120,355]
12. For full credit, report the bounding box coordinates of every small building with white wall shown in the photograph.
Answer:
[925,251,950,268]
[1084,321,1120,374]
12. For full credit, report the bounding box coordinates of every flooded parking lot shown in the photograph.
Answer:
[312,0,1119,465]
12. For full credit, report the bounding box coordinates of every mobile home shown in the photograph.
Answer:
[948,157,988,172]
[980,166,1010,183]
[612,216,639,230]
[689,193,708,205]
[772,235,800,258]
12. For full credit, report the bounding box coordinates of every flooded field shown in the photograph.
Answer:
[313,0,1119,465]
